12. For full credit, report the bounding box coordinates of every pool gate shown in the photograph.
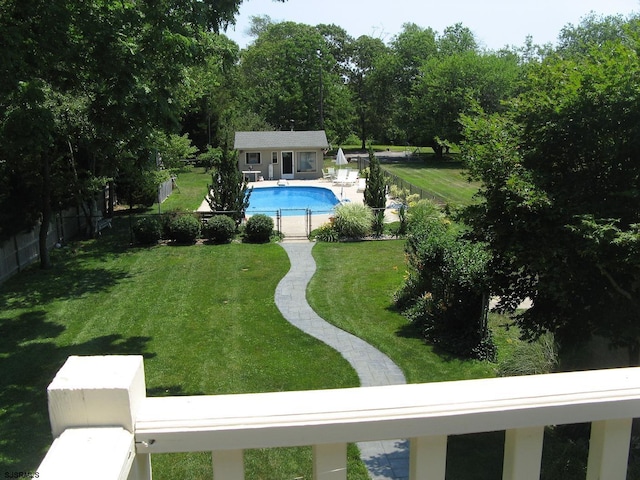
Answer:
[275,208,315,239]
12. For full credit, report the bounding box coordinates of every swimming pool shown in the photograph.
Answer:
[246,186,340,216]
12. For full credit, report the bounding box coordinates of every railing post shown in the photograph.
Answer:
[46,355,150,480]
[313,443,347,480]
[409,436,447,480]
[502,427,544,480]
[212,449,245,479]
[586,418,632,480]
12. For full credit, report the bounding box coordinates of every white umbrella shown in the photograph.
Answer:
[335,147,348,166]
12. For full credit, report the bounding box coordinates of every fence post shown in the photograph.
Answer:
[46,355,151,479]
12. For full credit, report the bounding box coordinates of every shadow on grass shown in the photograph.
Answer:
[379,154,465,170]
[0,311,155,470]
[0,220,134,311]
[0,223,157,470]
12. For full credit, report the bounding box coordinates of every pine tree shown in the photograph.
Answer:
[363,147,387,209]
[206,144,251,225]
[363,146,387,236]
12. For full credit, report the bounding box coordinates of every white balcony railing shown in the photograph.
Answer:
[37,355,639,479]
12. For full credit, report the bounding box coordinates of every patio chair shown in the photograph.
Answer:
[344,170,359,186]
[323,167,335,180]
[357,177,366,192]
[332,168,349,185]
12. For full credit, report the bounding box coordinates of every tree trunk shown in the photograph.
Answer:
[628,342,640,366]
[39,155,52,269]
[432,142,444,158]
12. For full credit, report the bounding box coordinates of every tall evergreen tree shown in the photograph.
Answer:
[364,147,387,236]
[363,148,387,209]
[206,145,251,225]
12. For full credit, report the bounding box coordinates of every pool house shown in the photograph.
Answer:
[234,130,329,181]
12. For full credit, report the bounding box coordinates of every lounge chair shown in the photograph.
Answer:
[332,168,349,185]
[323,167,335,180]
[344,170,359,186]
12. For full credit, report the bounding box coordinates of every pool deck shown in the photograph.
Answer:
[197,177,400,238]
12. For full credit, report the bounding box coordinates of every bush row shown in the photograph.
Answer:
[314,201,410,242]
[132,213,274,245]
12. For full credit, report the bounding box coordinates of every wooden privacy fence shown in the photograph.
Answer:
[0,207,89,283]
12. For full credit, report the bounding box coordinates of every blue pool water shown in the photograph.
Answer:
[247,186,340,216]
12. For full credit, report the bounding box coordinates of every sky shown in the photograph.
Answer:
[224,0,639,50]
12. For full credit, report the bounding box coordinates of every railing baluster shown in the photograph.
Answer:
[409,435,447,480]
[313,443,347,480]
[502,427,544,480]
[212,449,245,479]
[586,418,632,480]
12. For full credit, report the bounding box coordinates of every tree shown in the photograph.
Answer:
[409,50,519,156]
[395,215,495,360]
[363,148,387,210]
[346,36,390,148]
[0,0,250,267]
[437,23,478,56]
[363,147,387,235]
[461,19,640,364]
[388,23,438,143]
[239,21,354,142]
[206,146,251,225]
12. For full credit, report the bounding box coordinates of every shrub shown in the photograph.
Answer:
[160,210,182,238]
[203,215,236,244]
[333,203,373,239]
[132,217,161,245]
[168,214,201,244]
[244,214,274,243]
[497,333,558,377]
[396,216,496,361]
[372,209,385,237]
[313,223,339,242]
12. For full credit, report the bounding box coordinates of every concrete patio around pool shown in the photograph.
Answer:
[197,176,400,239]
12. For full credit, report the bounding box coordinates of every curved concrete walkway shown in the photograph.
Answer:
[275,241,409,480]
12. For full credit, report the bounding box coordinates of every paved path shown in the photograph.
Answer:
[275,241,409,480]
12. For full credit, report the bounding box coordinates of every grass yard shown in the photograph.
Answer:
[0,226,368,478]
[380,155,479,206]
[157,167,212,212]
[307,240,519,480]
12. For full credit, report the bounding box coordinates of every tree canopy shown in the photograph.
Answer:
[461,15,640,364]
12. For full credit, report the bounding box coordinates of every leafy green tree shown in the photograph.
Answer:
[388,23,439,143]
[347,35,390,147]
[409,50,519,156]
[153,133,198,171]
[0,0,248,267]
[395,216,494,360]
[240,21,354,141]
[461,19,640,364]
[437,23,478,56]
[206,146,251,225]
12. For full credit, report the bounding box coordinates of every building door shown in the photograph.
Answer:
[281,151,294,179]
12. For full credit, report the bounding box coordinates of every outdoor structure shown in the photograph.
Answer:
[37,355,639,480]
[234,130,329,181]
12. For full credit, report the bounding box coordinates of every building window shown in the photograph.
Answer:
[271,152,278,164]
[296,151,317,172]
[246,152,261,165]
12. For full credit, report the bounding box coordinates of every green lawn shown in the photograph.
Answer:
[307,241,509,480]
[0,226,368,478]
[158,167,212,212]
[2,162,593,479]
[380,155,480,206]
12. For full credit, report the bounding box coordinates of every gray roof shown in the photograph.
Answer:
[234,130,329,150]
